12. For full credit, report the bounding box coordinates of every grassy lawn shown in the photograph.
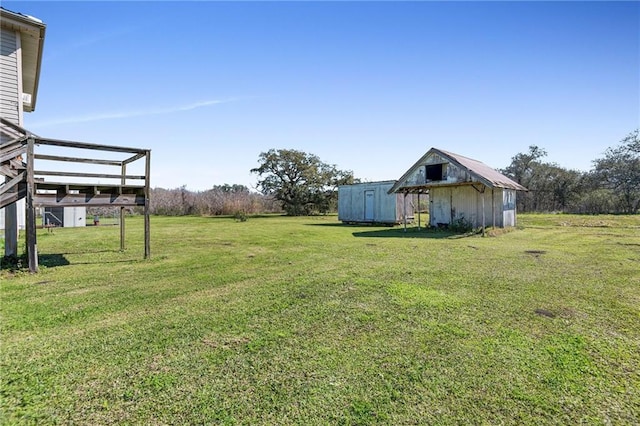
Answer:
[1,213,639,424]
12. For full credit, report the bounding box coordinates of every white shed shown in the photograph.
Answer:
[43,207,86,228]
[338,181,413,225]
[388,148,527,229]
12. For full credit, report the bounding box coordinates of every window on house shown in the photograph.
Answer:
[425,164,446,181]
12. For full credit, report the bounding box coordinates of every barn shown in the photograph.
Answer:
[388,148,526,229]
[338,181,414,225]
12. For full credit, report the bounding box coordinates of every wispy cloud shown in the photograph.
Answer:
[45,27,137,61]
[30,99,236,128]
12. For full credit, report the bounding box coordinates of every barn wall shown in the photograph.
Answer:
[430,186,513,228]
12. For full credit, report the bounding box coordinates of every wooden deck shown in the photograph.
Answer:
[1,117,151,272]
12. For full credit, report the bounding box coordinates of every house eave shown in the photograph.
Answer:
[1,8,47,112]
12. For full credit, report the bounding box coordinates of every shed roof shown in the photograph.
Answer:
[388,147,527,193]
[1,7,46,112]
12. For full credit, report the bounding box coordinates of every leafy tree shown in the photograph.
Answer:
[593,129,640,214]
[502,145,548,212]
[251,149,357,215]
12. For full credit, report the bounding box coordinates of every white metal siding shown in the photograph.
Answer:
[338,181,408,224]
[502,189,517,227]
[63,207,87,227]
[430,186,511,228]
[1,28,20,134]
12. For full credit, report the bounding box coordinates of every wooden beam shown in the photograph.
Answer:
[0,188,26,209]
[35,181,145,194]
[0,146,27,163]
[33,193,146,207]
[35,170,146,180]
[123,152,146,165]
[26,138,38,273]
[34,154,122,166]
[34,137,147,154]
[0,164,19,178]
[0,136,27,150]
[0,117,32,139]
[0,172,26,196]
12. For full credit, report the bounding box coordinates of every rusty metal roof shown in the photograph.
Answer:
[388,147,527,193]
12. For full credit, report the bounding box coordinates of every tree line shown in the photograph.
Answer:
[149,184,282,216]
[125,129,638,218]
[502,129,639,214]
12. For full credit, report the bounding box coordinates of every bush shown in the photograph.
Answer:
[449,216,474,233]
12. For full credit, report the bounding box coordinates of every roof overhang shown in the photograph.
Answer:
[1,8,46,112]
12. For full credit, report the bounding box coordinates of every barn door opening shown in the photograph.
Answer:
[364,190,374,221]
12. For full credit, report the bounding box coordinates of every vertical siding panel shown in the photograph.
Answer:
[338,181,407,224]
[1,28,20,138]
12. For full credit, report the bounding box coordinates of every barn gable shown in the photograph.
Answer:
[388,148,526,193]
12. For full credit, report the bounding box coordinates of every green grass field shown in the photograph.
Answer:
[1,214,639,425]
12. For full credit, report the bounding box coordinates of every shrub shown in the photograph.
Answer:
[450,216,474,233]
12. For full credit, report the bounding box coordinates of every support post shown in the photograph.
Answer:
[144,150,151,259]
[417,193,421,230]
[120,163,126,251]
[492,189,495,228]
[25,137,38,272]
[482,189,486,237]
[403,192,407,232]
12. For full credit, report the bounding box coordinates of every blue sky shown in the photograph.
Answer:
[7,1,640,191]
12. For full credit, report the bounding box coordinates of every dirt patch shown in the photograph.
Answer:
[534,308,556,318]
[202,334,251,350]
[525,250,546,258]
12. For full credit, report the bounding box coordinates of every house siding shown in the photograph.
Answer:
[1,27,20,137]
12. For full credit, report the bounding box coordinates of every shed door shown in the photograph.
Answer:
[364,190,375,221]
[431,188,451,226]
